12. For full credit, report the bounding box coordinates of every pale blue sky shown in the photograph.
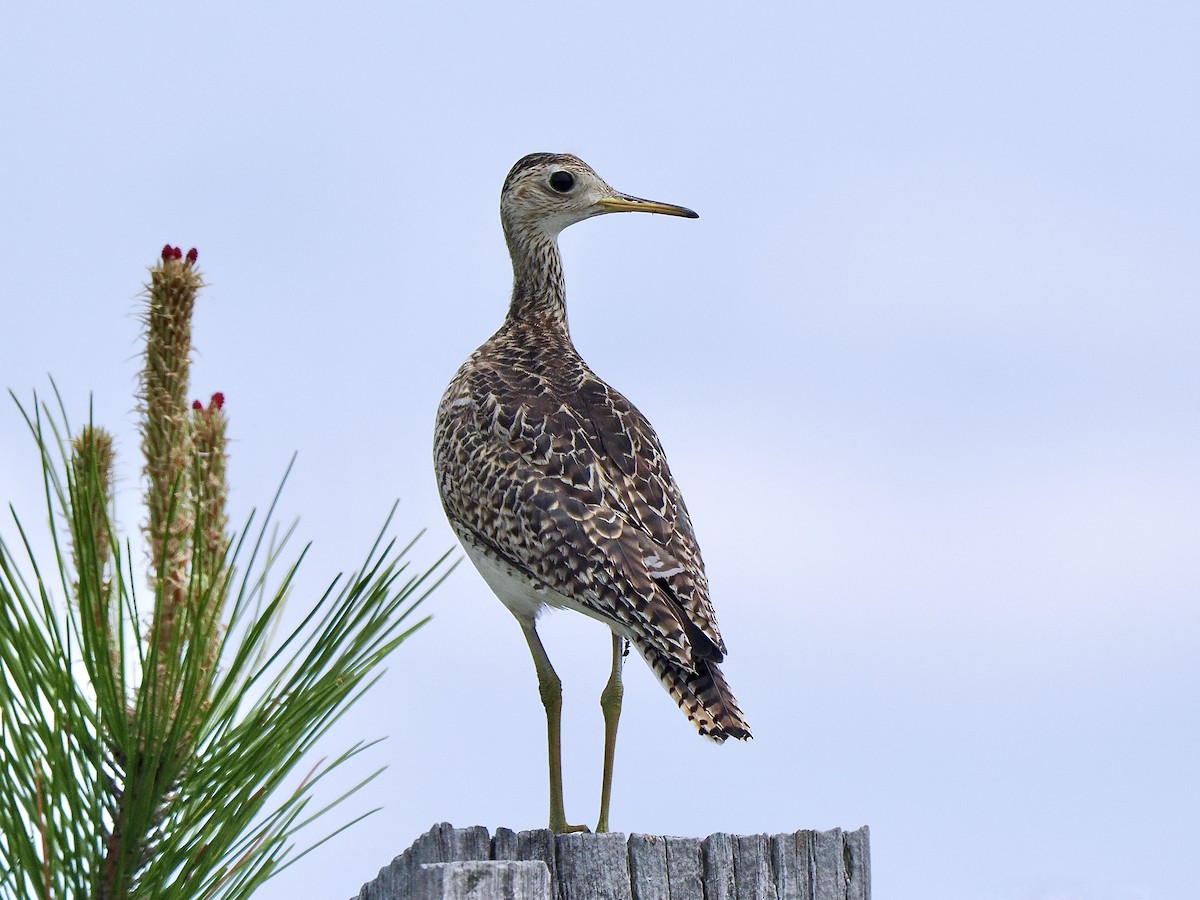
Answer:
[2,4,1197,899]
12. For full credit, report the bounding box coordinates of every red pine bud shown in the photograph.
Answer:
[210,391,225,410]
[162,244,174,261]
[185,247,198,264]
[192,400,203,410]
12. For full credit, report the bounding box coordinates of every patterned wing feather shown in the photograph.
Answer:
[436,337,725,670]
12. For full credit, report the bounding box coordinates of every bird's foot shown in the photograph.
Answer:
[549,814,590,834]
[595,815,610,834]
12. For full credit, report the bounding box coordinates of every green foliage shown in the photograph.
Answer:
[0,250,454,899]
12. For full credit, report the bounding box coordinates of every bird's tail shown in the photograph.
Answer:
[635,639,752,743]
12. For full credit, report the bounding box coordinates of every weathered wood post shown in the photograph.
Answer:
[351,823,870,900]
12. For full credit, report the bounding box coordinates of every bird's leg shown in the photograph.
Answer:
[521,621,588,834]
[596,633,626,834]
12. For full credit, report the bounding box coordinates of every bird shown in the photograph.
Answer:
[434,153,750,834]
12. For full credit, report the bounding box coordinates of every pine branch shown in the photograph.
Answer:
[0,245,452,900]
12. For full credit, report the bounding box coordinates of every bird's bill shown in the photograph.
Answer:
[597,193,699,219]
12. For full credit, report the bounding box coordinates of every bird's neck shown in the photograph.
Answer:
[504,224,570,336]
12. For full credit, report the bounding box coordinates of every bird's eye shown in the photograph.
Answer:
[549,171,575,193]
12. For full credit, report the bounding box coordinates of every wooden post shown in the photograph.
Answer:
[351,823,870,900]
[416,862,550,900]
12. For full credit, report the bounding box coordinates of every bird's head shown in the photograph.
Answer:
[500,153,698,242]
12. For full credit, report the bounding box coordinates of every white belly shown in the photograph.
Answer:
[460,535,631,638]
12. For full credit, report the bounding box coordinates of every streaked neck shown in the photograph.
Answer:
[504,224,569,335]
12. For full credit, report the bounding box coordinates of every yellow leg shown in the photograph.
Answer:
[521,622,588,834]
[596,633,625,833]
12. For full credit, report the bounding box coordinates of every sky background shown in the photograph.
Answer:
[2,3,1197,899]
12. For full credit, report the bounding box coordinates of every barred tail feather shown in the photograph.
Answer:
[636,640,752,743]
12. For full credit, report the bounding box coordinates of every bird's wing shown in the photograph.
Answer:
[436,356,725,669]
[572,372,726,659]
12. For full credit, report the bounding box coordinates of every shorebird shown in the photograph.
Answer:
[434,153,750,834]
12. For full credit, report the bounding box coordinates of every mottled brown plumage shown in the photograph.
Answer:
[434,153,748,831]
